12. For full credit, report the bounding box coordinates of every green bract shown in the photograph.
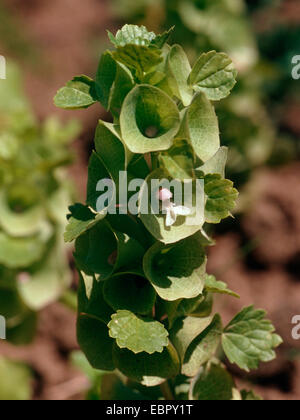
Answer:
[0,63,78,345]
[55,24,281,401]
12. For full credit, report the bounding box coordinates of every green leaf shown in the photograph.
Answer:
[193,363,235,401]
[103,272,156,315]
[0,358,32,400]
[108,25,156,47]
[120,85,180,153]
[196,146,228,178]
[143,233,207,301]
[166,45,193,106]
[186,93,220,162]
[204,174,238,223]
[112,45,163,80]
[151,27,174,49]
[189,51,237,101]
[112,343,180,387]
[54,75,97,109]
[139,168,204,245]
[222,306,283,372]
[205,274,239,298]
[77,313,115,371]
[108,310,169,354]
[64,203,106,243]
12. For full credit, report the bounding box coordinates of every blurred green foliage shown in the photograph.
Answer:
[0,63,80,347]
[0,356,32,400]
[0,2,37,62]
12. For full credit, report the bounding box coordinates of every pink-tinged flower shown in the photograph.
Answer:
[158,188,191,227]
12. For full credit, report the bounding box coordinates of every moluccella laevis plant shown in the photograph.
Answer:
[55,25,282,400]
[0,62,79,344]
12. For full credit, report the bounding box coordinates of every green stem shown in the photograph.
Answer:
[160,380,174,400]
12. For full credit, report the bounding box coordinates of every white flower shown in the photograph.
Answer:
[158,188,191,227]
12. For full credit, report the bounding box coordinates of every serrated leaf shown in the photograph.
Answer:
[205,274,239,298]
[151,27,174,49]
[166,45,193,106]
[186,93,220,162]
[77,314,115,371]
[189,51,237,101]
[112,45,163,80]
[54,75,98,109]
[204,174,238,223]
[193,363,235,400]
[112,343,180,387]
[108,25,156,47]
[143,233,207,301]
[120,85,180,154]
[222,306,283,372]
[64,203,106,243]
[103,272,156,315]
[108,310,169,354]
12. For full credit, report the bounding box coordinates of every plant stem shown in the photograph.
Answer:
[160,381,174,400]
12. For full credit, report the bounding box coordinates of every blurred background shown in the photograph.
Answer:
[0,0,299,400]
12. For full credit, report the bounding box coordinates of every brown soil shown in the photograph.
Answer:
[0,303,87,400]
[0,0,300,401]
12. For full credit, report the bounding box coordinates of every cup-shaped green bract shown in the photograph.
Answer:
[143,233,207,301]
[74,221,144,282]
[77,314,115,371]
[139,168,204,244]
[112,343,180,387]
[120,84,180,153]
[103,272,156,315]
